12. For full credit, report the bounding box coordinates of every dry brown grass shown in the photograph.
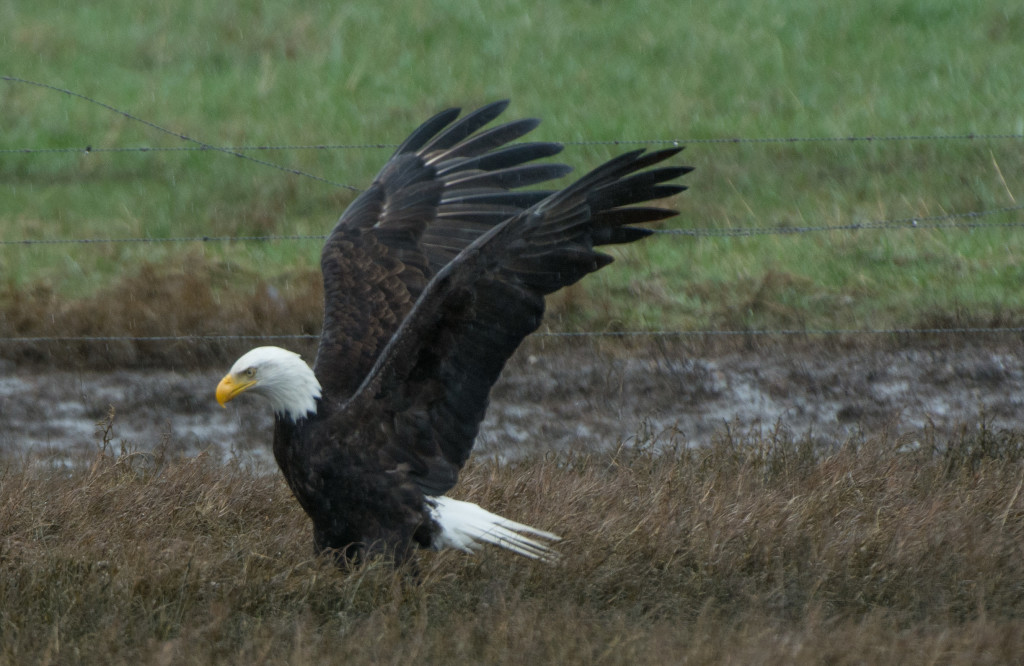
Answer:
[0,252,323,369]
[3,417,1024,664]
[8,252,1024,375]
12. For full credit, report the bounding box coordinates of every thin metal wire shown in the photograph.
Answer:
[564,133,1024,146]
[4,78,1024,347]
[3,327,1024,345]
[4,203,1023,246]
[7,75,1024,247]
[1,76,360,192]
[4,136,1023,156]
[655,204,1024,238]
[5,77,1024,176]
[537,327,1024,338]
[0,334,317,343]
[0,143,397,155]
[0,234,327,246]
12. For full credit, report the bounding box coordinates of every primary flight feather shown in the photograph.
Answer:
[216,101,691,565]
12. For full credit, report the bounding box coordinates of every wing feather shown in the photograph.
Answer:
[313,104,567,398]
[434,142,565,176]
[424,118,542,164]
[417,101,513,154]
[347,147,689,495]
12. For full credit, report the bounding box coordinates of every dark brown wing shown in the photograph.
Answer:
[345,148,692,495]
[313,101,572,398]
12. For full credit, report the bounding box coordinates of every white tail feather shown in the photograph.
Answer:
[428,496,561,563]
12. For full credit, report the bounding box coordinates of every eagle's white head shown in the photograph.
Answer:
[216,346,322,421]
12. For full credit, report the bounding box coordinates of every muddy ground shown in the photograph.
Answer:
[2,340,1022,466]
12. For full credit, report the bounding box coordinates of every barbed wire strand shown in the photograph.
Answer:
[0,143,397,155]
[4,202,1023,247]
[5,77,1024,176]
[0,234,326,246]
[4,78,1024,346]
[3,135,1023,156]
[657,203,1024,238]
[1,76,360,192]
[2,327,1024,345]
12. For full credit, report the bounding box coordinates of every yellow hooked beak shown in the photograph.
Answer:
[216,373,257,408]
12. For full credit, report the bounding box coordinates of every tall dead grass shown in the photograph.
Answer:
[2,418,1023,664]
[0,252,322,369]
[10,252,1024,372]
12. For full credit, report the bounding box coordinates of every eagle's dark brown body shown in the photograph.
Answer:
[272,402,436,562]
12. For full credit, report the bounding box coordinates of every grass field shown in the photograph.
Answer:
[4,1,1024,663]
[2,423,1023,664]
[3,0,1024,344]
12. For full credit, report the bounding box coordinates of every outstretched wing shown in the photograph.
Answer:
[313,101,572,398]
[347,147,692,495]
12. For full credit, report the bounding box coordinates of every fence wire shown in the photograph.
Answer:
[4,327,1024,346]
[5,132,1023,156]
[4,203,1023,246]
[4,76,1024,346]
[1,76,359,191]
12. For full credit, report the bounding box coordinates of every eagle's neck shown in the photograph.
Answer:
[264,358,323,422]
[276,396,323,424]
[274,392,320,423]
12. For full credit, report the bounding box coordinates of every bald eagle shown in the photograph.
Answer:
[216,101,690,565]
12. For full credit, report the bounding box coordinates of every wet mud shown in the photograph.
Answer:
[2,342,1021,465]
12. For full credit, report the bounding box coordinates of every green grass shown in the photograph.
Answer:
[3,0,1024,336]
[6,5,1024,660]
[3,420,1024,664]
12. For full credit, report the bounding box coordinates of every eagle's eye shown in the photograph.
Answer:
[245,367,257,378]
